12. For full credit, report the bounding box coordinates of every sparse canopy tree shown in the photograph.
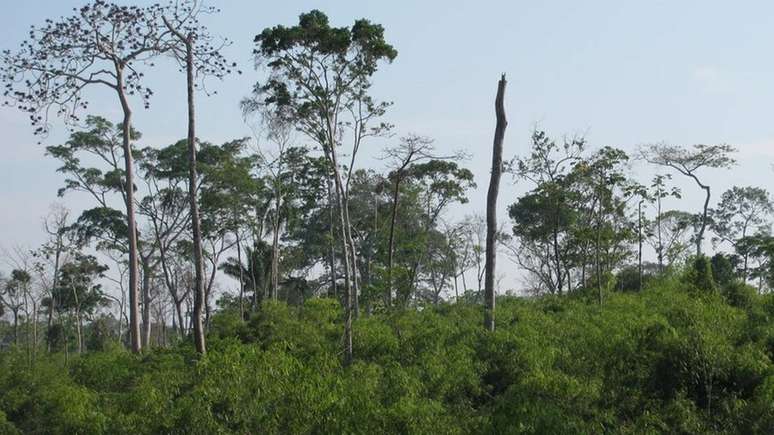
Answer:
[161,0,238,355]
[710,186,773,279]
[641,144,736,256]
[1,1,173,353]
[647,174,682,272]
[34,205,80,353]
[382,134,438,306]
[644,210,695,269]
[249,10,397,364]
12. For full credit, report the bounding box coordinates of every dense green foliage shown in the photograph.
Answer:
[2,267,774,434]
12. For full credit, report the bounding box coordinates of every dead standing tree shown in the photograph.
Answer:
[1,1,172,353]
[485,74,507,332]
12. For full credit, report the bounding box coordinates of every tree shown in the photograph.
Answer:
[647,175,682,273]
[736,234,774,292]
[1,270,30,346]
[2,1,173,353]
[710,186,773,280]
[249,10,397,364]
[645,210,695,269]
[403,160,475,302]
[53,254,108,353]
[161,0,237,355]
[511,131,586,294]
[382,134,439,306]
[485,74,507,331]
[641,144,736,256]
[34,205,79,353]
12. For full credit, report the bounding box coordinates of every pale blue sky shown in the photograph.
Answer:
[2,1,773,289]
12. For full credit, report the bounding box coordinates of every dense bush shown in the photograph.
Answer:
[1,278,774,434]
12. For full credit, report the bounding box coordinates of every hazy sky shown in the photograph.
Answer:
[1,1,773,290]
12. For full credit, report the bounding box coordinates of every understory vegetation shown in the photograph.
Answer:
[2,261,774,434]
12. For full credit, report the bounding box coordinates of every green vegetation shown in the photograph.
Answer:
[1,264,774,434]
[2,3,774,433]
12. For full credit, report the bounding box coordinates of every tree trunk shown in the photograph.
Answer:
[182,38,207,355]
[690,175,711,257]
[272,184,281,301]
[117,68,142,354]
[484,74,507,332]
[12,309,19,346]
[697,185,711,256]
[657,195,664,273]
[141,260,152,348]
[330,160,353,365]
[236,231,245,316]
[342,195,360,318]
[327,178,338,298]
[47,241,62,353]
[638,200,643,291]
[76,310,83,354]
[386,174,401,307]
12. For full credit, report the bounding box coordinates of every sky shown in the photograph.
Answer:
[1,0,774,292]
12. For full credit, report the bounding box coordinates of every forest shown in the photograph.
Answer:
[1,2,774,434]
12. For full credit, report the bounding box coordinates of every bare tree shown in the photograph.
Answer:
[34,205,78,352]
[2,1,173,353]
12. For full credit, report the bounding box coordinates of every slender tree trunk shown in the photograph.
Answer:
[76,310,83,354]
[329,158,353,365]
[141,260,152,348]
[175,299,185,340]
[342,197,360,318]
[180,38,207,354]
[117,68,142,354]
[71,282,83,354]
[11,309,19,347]
[236,231,245,316]
[638,200,643,291]
[698,185,711,256]
[484,74,507,332]
[657,195,664,273]
[689,175,711,257]
[47,243,61,353]
[32,299,38,363]
[387,174,401,307]
[272,184,281,301]
[596,201,603,305]
[552,225,563,294]
[327,178,338,298]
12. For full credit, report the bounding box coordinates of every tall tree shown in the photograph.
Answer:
[1,1,171,353]
[249,10,397,364]
[641,144,736,256]
[161,0,236,355]
[484,74,507,331]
